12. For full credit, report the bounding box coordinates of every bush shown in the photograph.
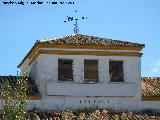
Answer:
[0,75,28,120]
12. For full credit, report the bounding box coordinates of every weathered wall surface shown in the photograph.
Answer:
[19,48,160,111]
[47,83,135,97]
[25,52,143,111]
[37,54,141,90]
[19,58,30,75]
[27,96,140,111]
[141,101,160,111]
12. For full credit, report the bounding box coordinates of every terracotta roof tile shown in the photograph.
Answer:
[18,34,145,68]
[1,76,159,97]
[142,77,160,97]
[39,34,145,47]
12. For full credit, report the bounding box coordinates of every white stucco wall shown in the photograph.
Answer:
[47,83,135,97]
[16,46,160,112]
[18,48,160,112]
[19,58,30,75]
[24,52,144,111]
[27,96,140,111]
[141,101,160,111]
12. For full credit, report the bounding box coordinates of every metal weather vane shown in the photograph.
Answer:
[74,18,79,34]
[64,10,87,34]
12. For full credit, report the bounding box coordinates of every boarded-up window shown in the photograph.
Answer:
[58,59,73,81]
[109,61,124,82]
[84,60,99,82]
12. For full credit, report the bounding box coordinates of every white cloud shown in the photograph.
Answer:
[151,67,160,73]
[150,59,160,75]
[154,60,160,66]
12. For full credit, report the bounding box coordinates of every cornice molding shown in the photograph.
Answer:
[18,43,144,68]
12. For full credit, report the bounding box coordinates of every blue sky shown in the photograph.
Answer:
[0,0,160,77]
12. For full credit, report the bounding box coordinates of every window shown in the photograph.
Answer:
[109,61,124,82]
[84,60,99,82]
[58,59,73,81]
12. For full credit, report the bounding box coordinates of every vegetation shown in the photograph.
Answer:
[0,76,160,119]
[0,76,28,120]
[23,109,160,120]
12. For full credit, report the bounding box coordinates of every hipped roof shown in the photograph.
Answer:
[18,34,145,68]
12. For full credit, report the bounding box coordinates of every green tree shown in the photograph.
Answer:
[1,75,28,120]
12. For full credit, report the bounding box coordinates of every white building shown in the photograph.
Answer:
[17,34,160,111]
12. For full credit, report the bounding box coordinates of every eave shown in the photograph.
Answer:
[17,42,145,68]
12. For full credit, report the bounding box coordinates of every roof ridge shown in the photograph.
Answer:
[38,34,113,42]
[39,34,78,42]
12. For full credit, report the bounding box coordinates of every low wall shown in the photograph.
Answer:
[0,96,159,112]
[47,82,135,97]
[26,96,141,112]
[141,97,160,112]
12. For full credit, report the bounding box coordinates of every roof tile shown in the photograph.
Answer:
[39,34,145,47]
[142,77,160,97]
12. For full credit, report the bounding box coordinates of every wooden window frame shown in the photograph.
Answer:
[58,58,73,81]
[109,60,124,82]
[84,59,99,83]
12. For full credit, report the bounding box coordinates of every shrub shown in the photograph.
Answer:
[0,75,28,120]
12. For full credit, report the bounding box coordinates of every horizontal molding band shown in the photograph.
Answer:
[27,96,41,100]
[28,53,39,66]
[18,43,144,68]
[28,49,143,66]
[142,96,160,101]
[39,43,144,51]
[39,50,143,57]
[47,82,135,97]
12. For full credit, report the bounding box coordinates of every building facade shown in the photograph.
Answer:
[16,34,160,111]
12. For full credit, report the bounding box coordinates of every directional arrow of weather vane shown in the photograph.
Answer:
[64,10,87,34]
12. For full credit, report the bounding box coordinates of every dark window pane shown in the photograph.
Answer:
[84,60,99,82]
[58,59,73,81]
[109,61,124,82]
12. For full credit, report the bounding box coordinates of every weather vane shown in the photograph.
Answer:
[64,10,87,34]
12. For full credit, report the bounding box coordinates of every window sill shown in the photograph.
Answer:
[109,81,128,84]
[84,80,99,84]
[83,82,99,84]
[58,80,73,81]
[56,81,99,84]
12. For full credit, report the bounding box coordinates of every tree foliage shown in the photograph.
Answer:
[0,75,28,120]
